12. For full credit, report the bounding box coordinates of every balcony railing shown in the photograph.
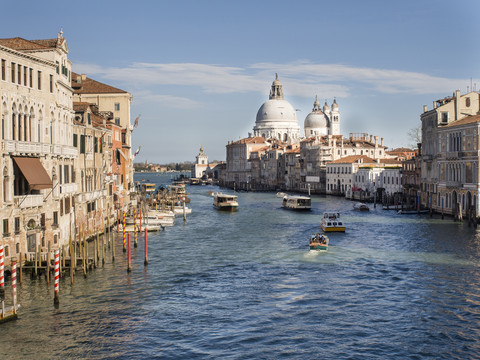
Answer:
[13,194,44,208]
[1,140,78,157]
[61,183,78,194]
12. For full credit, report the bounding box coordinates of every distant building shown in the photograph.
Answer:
[191,146,209,178]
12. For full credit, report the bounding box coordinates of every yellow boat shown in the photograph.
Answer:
[321,212,345,232]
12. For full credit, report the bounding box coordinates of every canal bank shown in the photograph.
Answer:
[1,173,480,359]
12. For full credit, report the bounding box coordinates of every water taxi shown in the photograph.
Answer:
[309,233,329,251]
[213,193,238,210]
[282,195,312,210]
[353,202,370,211]
[321,212,345,232]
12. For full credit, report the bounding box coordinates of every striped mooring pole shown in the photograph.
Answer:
[0,245,4,298]
[127,233,132,273]
[11,257,17,314]
[144,228,148,266]
[54,250,60,306]
[134,207,138,248]
[122,210,126,253]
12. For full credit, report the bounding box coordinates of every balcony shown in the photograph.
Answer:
[14,194,44,208]
[446,151,459,160]
[61,183,78,194]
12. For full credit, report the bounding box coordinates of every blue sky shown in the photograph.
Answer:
[2,0,479,163]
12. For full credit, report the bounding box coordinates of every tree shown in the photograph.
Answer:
[407,125,422,148]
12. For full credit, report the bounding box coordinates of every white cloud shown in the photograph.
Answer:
[132,90,200,109]
[73,61,468,100]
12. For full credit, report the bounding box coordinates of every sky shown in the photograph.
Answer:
[2,0,479,163]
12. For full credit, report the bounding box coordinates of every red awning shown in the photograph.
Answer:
[13,156,53,190]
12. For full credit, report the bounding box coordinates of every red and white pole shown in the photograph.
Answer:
[144,228,148,266]
[54,250,60,306]
[0,245,4,297]
[11,257,17,314]
[127,233,132,273]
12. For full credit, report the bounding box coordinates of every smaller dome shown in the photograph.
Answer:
[332,98,338,110]
[305,112,327,129]
[323,101,330,113]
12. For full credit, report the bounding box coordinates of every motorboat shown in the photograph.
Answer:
[321,212,346,232]
[353,203,370,211]
[276,192,286,198]
[282,195,311,210]
[309,233,329,251]
[213,192,238,210]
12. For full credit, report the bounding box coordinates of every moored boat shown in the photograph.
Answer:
[309,233,329,251]
[321,212,346,232]
[353,202,370,211]
[213,192,238,210]
[282,195,311,210]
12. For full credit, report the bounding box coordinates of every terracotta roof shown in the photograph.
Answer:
[388,147,415,153]
[285,147,301,154]
[443,114,480,128]
[229,136,267,145]
[0,37,52,51]
[71,72,127,94]
[330,155,377,164]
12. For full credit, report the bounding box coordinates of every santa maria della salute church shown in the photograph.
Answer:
[252,74,341,143]
[222,74,394,194]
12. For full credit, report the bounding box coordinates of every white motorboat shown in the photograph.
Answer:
[282,195,311,210]
[353,203,370,211]
[213,192,238,210]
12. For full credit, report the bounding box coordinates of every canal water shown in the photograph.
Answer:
[2,173,480,359]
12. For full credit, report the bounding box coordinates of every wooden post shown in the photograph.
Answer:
[37,244,41,277]
[18,252,22,285]
[134,207,138,248]
[112,226,116,263]
[83,225,87,278]
[46,242,51,284]
[144,228,148,266]
[123,210,126,253]
[102,231,105,266]
[70,236,74,285]
[183,200,186,222]
[94,235,98,269]
[96,232,100,265]
[127,233,131,273]
[34,245,38,278]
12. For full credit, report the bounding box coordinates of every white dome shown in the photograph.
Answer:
[256,99,298,124]
[304,111,327,129]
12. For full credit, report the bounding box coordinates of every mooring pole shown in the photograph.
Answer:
[134,207,138,248]
[11,257,17,314]
[127,233,132,273]
[123,210,126,253]
[144,228,148,266]
[0,245,4,299]
[54,250,59,306]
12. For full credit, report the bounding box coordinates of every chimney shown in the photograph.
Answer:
[370,135,373,142]
[81,74,87,81]
[381,137,383,146]
[374,136,378,147]
[423,105,428,113]
[455,89,461,120]
[433,101,437,109]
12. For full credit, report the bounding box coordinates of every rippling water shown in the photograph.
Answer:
[2,173,480,359]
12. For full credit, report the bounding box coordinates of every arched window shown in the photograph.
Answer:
[3,166,9,203]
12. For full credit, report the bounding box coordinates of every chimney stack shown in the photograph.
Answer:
[423,105,428,113]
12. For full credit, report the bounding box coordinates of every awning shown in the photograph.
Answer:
[13,156,53,190]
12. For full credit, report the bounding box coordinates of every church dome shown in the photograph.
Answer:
[256,99,297,124]
[304,96,328,136]
[253,75,300,143]
[304,111,327,129]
